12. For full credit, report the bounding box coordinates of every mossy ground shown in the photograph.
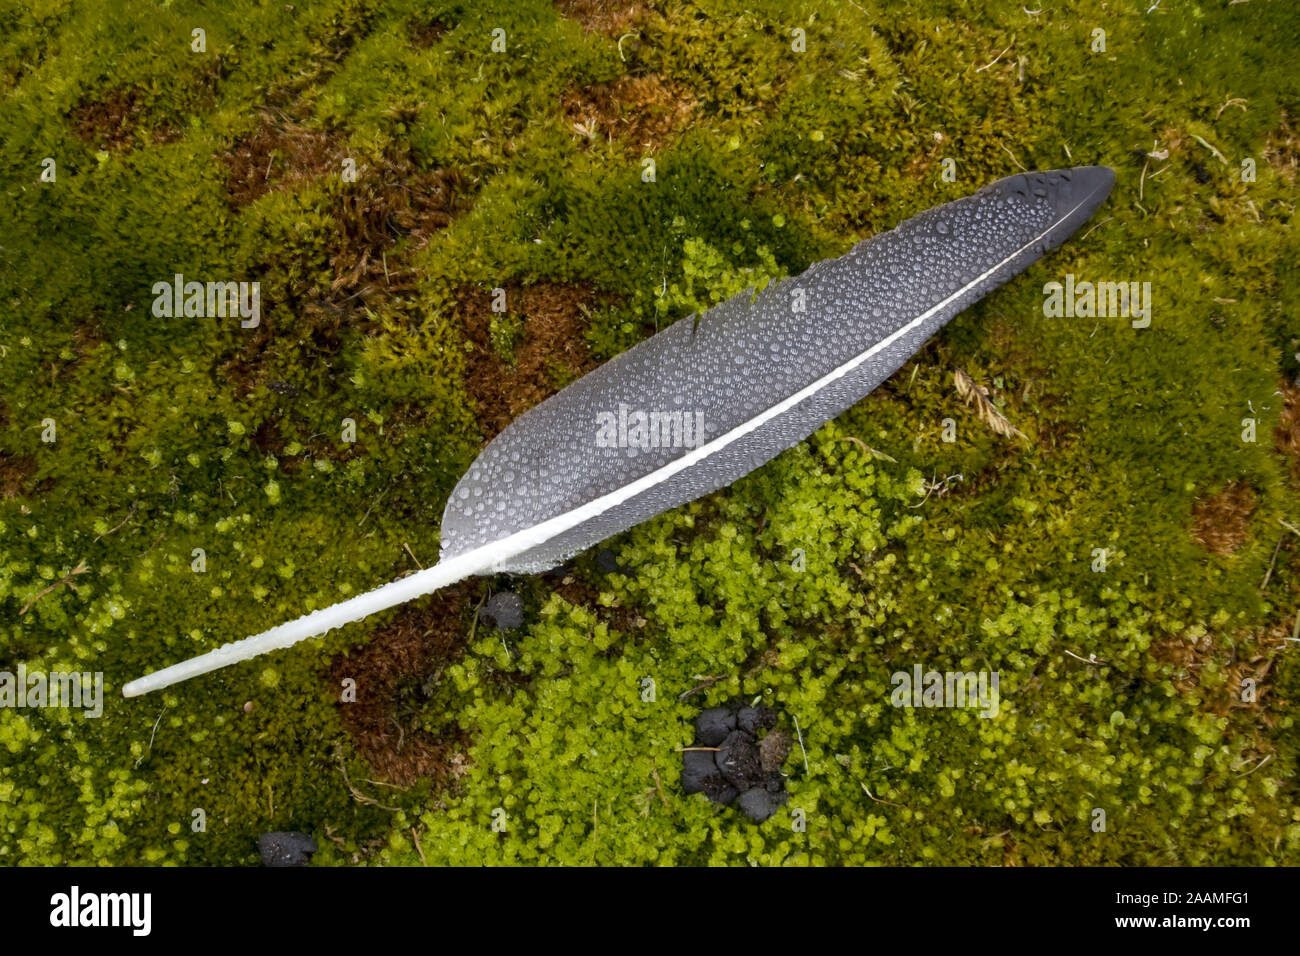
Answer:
[1,0,1297,865]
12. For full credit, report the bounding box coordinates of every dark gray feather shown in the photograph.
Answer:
[441,166,1115,572]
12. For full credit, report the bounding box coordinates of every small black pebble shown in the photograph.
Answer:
[480,591,525,630]
[681,749,718,794]
[259,831,317,867]
[694,707,736,746]
[736,705,774,734]
[595,548,630,575]
[737,788,787,824]
[683,700,793,822]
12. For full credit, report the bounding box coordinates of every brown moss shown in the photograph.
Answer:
[455,282,613,441]
[67,88,179,152]
[218,139,466,403]
[1190,480,1256,555]
[554,0,649,36]
[327,159,464,298]
[224,110,349,208]
[250,416,286,457]
[562,74,696,153]
[902,137,945,181]
[0,453,37,499]
[1152,626,1280,720]
[408,18,451,48]
[214,324,276,401]
[1275,380,1300,481]
[71,318,106,362]
[1263,111,1298,185]
[329,582,477,787]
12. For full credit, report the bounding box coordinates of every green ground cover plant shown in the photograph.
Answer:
[1,0,1296,865]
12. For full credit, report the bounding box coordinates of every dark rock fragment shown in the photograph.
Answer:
[258,831,318,867]
[695,706,736,746]
[595,548,630,574]
[682,698,794,823]
[737,787,789,823]
[479,591,524,629]
[716,729,763,790]
[681,748,719,794]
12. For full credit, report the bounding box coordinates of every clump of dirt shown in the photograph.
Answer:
[67,88,179,152]
[681,700,791,823]
[1190,481,1257,555]
[224,111,350,208]
[562,74,696,153]
[1275,380,1300,481]
[554,0,649,36]
[455,282,612,441]
[328,582,476,787]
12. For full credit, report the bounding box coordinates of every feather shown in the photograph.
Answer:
[123,166,1115,697]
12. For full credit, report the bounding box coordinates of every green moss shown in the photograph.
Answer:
[1,0,1296,865]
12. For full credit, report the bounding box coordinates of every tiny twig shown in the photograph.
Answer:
[955,368,1025,439]
[861,781,909,809]
[1237,753,1273,777]
[337,752,401,812]
[793,714,809,773]
[1191,133,1227,165]
[357,490,389,528]
[1064,649,1107,665]
[134,707,167,769]
[411,827,428,866]
[19,559,89,616]
[1000,143,1028,172]
[94,502,139,543]
[839,435,898,463]
[650,765,671,810]
[976,42,1013,73]
[1080,216,1114,241]
[1215,97,1248,119]
[1260,538,1283,591]
[677,674,726,702]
